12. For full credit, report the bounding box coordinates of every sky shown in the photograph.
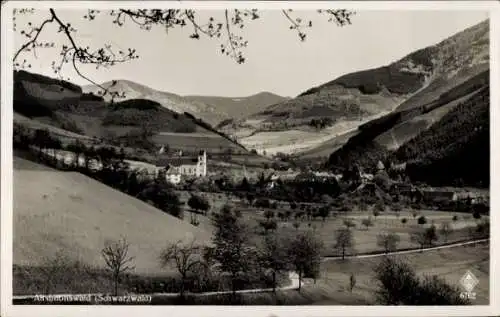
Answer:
[13,9,489,98]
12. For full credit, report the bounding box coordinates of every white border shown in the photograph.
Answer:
[1,1,499,317]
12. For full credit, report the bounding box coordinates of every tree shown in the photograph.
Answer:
[333,228,355,260]
[410,230,427,250]
[361,217,374,230]
[259,233,291,292]
[188,194,211,215]
[417,215,427,225]
[376,232,400,254]
[32,128,52,158]
[318,205,330,222]
[349,273,356,293]
[259,219,278,235]
[439,221,452,243]
[288,230,323,291]
[424,225,438,246]
[255,198,271,209]
[410,226,438,250]
[293,221,300,230]
[159,239,204,297]
[401,218,408,226]
[373,256,469,305]
[101,237,135,296]
[138,182,183,218]
[472,210,482,220]
[211,204,256,295]
[13,8,354,97]
[264,209,275,221]
[373,210,380,219]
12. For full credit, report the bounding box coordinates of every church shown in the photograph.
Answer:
[163,150,207,184]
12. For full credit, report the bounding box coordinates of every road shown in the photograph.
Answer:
[13,238,488,301]
[322,238,490,261]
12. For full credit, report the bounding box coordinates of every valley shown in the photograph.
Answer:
[10,14,490,307]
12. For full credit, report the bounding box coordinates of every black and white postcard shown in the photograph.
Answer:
[1,1,499,317]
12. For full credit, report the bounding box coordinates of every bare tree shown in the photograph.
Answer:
[349,272,356,293]
[159,239,204,297]
[13,8,354,98]
[376,232,401,254]
[101,237,135,296]
[361,217,374,230]
[410,226,438,251]
[439,221,453,243]
[410,230,427,251]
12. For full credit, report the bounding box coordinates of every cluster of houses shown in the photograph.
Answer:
[41,147,208,185]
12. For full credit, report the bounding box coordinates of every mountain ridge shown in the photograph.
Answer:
[222,19,489,158]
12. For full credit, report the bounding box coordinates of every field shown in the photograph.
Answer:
[236,111,392,156]
[317,242,489,305]
[173,189,485,255]
[13,156,211,274]
[151,132,244,154]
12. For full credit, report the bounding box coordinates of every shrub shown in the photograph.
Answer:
[373,256,469,305]
[452,215,458,221]
[361,217,374,230]
[349,273,356,293]
[417,216,427,225]
[472,211,482,219]
[343,218,356,228]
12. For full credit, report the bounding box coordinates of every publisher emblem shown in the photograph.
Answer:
[460,270,479,293]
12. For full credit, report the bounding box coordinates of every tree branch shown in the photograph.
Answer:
[13,15,55,62]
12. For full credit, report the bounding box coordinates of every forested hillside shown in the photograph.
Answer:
[392,86,489,187]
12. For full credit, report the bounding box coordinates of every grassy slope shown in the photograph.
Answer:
[14,70,253,156]
[320,243,489,305]
[326,69,489,173]
[14,156,212,274]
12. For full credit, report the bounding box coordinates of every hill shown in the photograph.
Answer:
[391,85,489,187]
[184,92,289,126]
[224,20,489,157]
[13,70,252,156]
[83,80,229,126]
[13,156,212,274]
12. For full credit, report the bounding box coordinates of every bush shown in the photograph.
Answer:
[255,198,271,209]
[452,215,458,221]
[417,216,427,225]
[373,256,469,305]
[343,218,356,228]
[361,217,374,229]
[472,211,482,219]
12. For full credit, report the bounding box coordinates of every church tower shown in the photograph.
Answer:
[197,150,207,177]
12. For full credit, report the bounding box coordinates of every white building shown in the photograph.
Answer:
[163,150,207,183]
